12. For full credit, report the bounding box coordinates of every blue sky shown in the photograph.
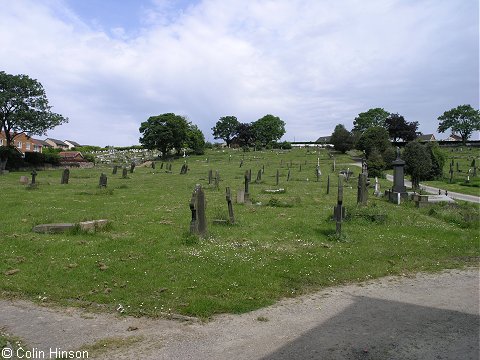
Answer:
[0,0,478,146]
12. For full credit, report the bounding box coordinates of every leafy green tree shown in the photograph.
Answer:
[352,108,389,134]
[330,124,354,153]
[139,113,189,157]
[425,142,446,180]
[251,114,286,147]
[382,145,397,169]
[234,123,255,148]
[0,71,68,170]
[385,113,418,142]
[356,126,391,157]
[367,147,386,178]
[404,141,432,189]
[186,124,206,155]
[437,104,480,144]
[211,116,240,147]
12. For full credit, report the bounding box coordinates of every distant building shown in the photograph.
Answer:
[45,138,69,150]
[416,134,436,142]
[64,140,82,149]
[444,134,463,142]
[316,136,332,144]
[58,151,86,162]
[0,131,44,154]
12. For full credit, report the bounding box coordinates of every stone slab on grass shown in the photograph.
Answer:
[33,220,109,233]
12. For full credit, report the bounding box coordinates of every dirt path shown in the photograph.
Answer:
[1,268,479,359]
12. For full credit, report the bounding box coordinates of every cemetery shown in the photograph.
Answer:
[0,147,478,320]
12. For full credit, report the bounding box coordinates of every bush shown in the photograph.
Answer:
[0,146,24,170]
[24,152,46,166]
[44,152,61,165]
[367,148,385,178]
[273,141,292,149]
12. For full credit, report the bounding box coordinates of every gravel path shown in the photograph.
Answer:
[1,268,479,359]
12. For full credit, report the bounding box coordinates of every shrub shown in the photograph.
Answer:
[24,152,45,166]
[0,146,24,170]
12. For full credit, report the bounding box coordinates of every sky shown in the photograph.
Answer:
[0,0,478,146]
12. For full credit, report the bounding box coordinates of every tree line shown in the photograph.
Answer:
[329,106,479,186]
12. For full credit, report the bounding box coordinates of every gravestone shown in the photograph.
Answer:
[244,171,251,203]
[99,173,107,188]
[208,169,213,184]
[151,161,155,169]
[287,169,291,181]
[449,163,454,183]
[237,189,245,204]
[189,184,207,237]
[332,158,336,172]
[239,160,243,168]
[316,166,321,182]
[19,176,29,185]
[374,177,381,196]
[327,174,330,194]
[215,170,220,189]
[30,170,37,185]
[225,187,235,224]
[160,162,164,169]
[262,164,265,174]
[387,148,408,203]
[61,168,70,184]
[299,164,302,172]
[248,169,252,182]
[256,169,262,183]
[357,173,368,205]
[334,176,345,235]
[122,168,128,178]
[112,165,118,175]
[130,162,135,173]
[276,169,279,186]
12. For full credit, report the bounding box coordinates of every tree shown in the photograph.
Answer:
[330,124,354,153]
[234,123,255,148]
[352,108,389,134]
[211,116,240,147]
[437,105,480,144]
[139,113,189,157]
[356,126,390,157]
[251,114,286,147]
[186,124,206,155]
[403,141,432,189]
[385,113,418,142]
[367,147,386,178]
[425,141,446,180]
[0,71,68,170]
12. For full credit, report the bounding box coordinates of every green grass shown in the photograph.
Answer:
[421,146,480,196]
[0,148,478,319]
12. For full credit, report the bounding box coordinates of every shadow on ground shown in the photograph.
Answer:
[261,296,479,360]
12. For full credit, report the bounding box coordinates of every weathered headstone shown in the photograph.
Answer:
[151,161,156,169]
[256,169,262,182]
[237,189,245,204]
[19,176,28,185]
[239,159,243,168]
[208,169,213,184]
[122,168,128,178]
[262,164,265,174]
[374,177,381,196]
[357,173,368,205]
[327,174,330,194]
[226,187,235,224]
[160,162,164,169]
[334,176,345,235]
[30,170,37,185]
[61,168,70,184]
[112,165,118,175]
[189,184,207,237]
[130,162,135,173]
[287,169,291,181]
[99,173,107,188]
[244,171,250,203]
[332,158,336,172]
[276,169,279,186]
[215,170,220,189]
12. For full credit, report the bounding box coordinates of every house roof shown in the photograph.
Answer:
[316,136,332,143]
[65,140,82,147]
[35,139,51,147]
[416,134,436,141]
[446,134,463,141]
[46,138,68,146]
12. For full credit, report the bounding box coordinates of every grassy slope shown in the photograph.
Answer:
[0,148,478,318]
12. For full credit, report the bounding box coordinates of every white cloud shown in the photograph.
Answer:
[0,0,477,145]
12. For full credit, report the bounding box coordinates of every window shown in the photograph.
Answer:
[26,142,31,150]
[0,139,3,145]
[34,144,39,152]
[17,141,22,149]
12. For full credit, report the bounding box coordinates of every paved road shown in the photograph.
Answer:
[1,269,478,359]
[385,174,480,203]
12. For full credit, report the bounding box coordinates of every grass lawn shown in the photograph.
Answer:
[421,146,480,196]
[0,148,478,319]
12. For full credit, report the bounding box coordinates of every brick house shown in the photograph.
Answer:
[0,131,44,154]
[58,151,86,162]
